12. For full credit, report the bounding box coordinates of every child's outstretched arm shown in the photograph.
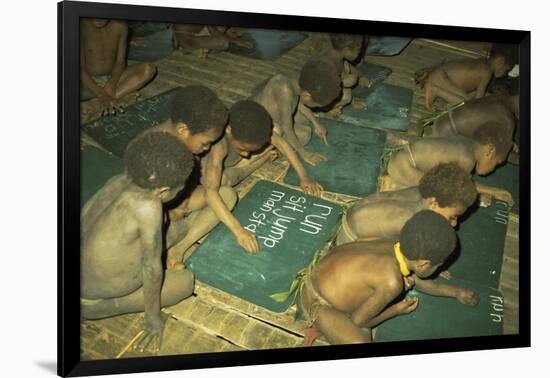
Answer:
[271,134,323,196]
[475,181,514,206]
[413,276,479,306]
[297,103,329,146]
[351,281,402,327]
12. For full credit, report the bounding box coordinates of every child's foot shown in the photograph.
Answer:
[302,326,322,347]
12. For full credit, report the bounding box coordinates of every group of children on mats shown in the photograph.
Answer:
[80,18,519,351]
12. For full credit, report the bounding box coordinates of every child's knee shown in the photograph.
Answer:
[165,269,195,304]
[219,186,238,210]
[142,62,157,81]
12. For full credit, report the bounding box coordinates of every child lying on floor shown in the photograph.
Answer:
[297,210,478,345]
[336,163,477,245]
[415,43,517,111]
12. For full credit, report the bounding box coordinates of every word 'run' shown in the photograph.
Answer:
[244,190,334,248]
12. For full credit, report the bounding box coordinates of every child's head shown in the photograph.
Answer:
[329,33,364,62]
[90,19,110,28]
[489,43,518,78]
[472,122,513,175]
[124,132,195,202]
[399,210,457,278]
[418,163,477,226]
[227,100,273,158]
[170,85,228,155]
[299,59,342,108]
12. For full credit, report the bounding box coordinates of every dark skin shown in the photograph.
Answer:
[420,55,513,111]
[386,137,514,205]
[336,187,466,245]
[430,94,519,163]
[80,19,156,115]
[299,240,478,345]
[81,174,194,353]
[251,74,334,166]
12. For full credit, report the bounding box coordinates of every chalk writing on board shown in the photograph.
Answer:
[494,200,509,225]
[244,189,336,248]
[489,295,505,323]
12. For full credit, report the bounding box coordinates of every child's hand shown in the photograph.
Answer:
[439,270,452,280]
[313,123,329,146]
[456,288,479,306]
[358,76,370,87]
[134,311,170,354]
[493,190,514,207]
[234,228,259,254]
[479,193,493,208]
[397,296,419,315]
[300,178,323,196]
[328,107,343,118]
[300,150,327,166]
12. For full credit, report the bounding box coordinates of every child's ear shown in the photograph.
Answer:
[485,143,497,157]
[494,56,506,70]
[427,197,439,210]
[226,125,232,135]
[156,186,171,199]
[417,259,432,270]
[175,122,189,137]
[302,91,312,101]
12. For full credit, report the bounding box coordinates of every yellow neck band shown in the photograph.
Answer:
[394,242,411,277]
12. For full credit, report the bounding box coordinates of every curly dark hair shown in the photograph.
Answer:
[329,33,364,50]
[229,100,273,145]
[400,210,457,266]
[299,59,341,107]
[170,85,228,135]
[472,121,513,159]
[490,43,519,66]
[419,163,478,208]
[124,132,195,189]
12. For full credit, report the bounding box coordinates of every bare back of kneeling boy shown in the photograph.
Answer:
[386,123,514,205]
[298,210,478,346]
[81,133,196,353]
[336,163,477,245]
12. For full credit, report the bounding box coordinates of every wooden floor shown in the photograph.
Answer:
[80,35,519,360]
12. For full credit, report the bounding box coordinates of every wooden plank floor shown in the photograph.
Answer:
[80,35,519,359]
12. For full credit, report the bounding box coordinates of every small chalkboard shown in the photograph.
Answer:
[374,277,504,342]
[365,36,412,56]
[337,83,414,132]
[284,119,386,197]
[447,201,510,289]
[81,88,178,157]
[357,63,392,90]
[80,145,124,209]
[186,180,343,313]
[227,29,308,61]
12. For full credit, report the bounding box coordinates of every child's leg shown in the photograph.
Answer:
[315,306,371,344]
[166,186,237,269]
[81,269,194,319]
[113,63,157,99]
[294,112,312,146]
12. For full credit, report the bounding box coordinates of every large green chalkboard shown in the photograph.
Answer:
[284,119,386,197]
[475,163,519,214]
[365,36,412,56]
[374,277,504,342]
[356,63,392,89]
[81,88,178,157]
[80,145,124,209]
[446,201,510,289]
[186,180,343,312]
[227,29,307,61]
[337,83,413,132]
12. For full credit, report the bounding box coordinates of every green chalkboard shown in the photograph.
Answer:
[337,83,413,132]
[475,163,519,214]
[227,29,307,61]
[374,277,504,342]
[186,180,343,312]
[284,119,386,197]
[365,37,412,56]
[81,88,178,157]
[447,202,510,289]
[356,63,392,90]
[80,145,125,209]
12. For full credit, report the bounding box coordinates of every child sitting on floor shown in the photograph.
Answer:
[250,59,342,166]
[415,43,517,111]
[297,210,478,345]
[336,163,477,245]
[386,122,514,205]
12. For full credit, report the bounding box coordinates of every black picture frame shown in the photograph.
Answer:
[59,1,531,376]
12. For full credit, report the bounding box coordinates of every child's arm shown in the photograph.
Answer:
[203,142,259,254]
[80,44,109,100]
[104,22,128,97]
[474,69,492,99]
[413,276,479,306]
[134,200,167,352]
[475,181,514,206]
[341,61,359,88]
[271,134,323,196]
[351,283,402,327]
[362,296,419,328]
[297,103,329,146]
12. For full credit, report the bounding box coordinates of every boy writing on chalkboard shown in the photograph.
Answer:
[385,123,514,205]
[250,59,342,166]
[336,163,478,245]
[415,43,517,111]
[80,18,157,116]
[81,132,196,353]
[298,210,479,345]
